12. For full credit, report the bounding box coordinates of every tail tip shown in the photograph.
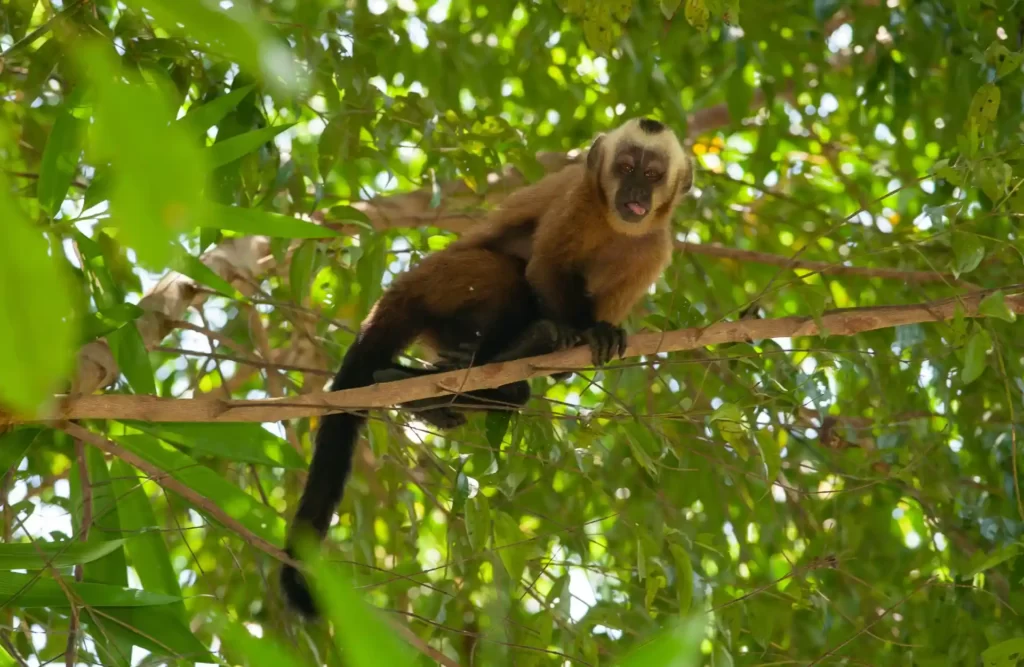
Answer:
[280,563,320,619]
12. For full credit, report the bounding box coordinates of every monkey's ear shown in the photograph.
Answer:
[586,134,607,173]
[677,155,694,194]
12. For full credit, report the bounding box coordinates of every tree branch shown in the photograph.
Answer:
[30,287,1023,425]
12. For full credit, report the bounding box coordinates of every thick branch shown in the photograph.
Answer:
[33,288,1023,425]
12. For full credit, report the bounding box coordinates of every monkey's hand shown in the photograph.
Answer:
[581,321,627,366]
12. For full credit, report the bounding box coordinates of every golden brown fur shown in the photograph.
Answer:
[461,116,693,359]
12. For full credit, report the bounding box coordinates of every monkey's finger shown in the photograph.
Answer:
[599,333,614,366]
[616,328,627,359]
[586,336,604,366]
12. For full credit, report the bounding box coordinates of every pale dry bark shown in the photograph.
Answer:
[31,288,1023,424]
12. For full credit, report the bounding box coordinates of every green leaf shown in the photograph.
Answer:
[109,459,186,622]
[451,454,471,516]
[617,615,704,667]
[661,0,682,19]
[755,429,782,483]
[966,542,1020,577]
[80,303,145,343]
[295,541,417,666]
[327,205,374,229]
[951,231,985,277]
[961,328,991,385]
[0,571,181,608]
[289,240,318,303]
[982,638,1024,667]
[725,64,752,125]
[121,421,306,469]
[205,203,341,238]
[207,123,295,168]
[83,606,210,660]
[71,448,133,667]
[710,403,748,452]
[723,0,740,23]
[0,173,78,415]
[318,115,357,177]
[78,42,211,268]
[0,539,127,570]
[118,0,299,87]
[645,574,666,612]
[978,290,1017,323]
[107,323,157,395]
[0,427,46,477]
[37,104,84,217]
[465,494,491,552]
[215,613,304,667]
[177,84,255,134]
[485,411,511,449]
[669,544,694,613]
[172,252,243,299]
[494,512,528,586]
[110,434,285,544]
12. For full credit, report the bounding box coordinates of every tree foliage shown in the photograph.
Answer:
[2,0,1024,665]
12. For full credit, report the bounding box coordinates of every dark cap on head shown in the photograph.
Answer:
[637,118,665,134]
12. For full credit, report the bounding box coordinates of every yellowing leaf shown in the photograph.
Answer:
[685,0,710,30]
[967,83,1000,131]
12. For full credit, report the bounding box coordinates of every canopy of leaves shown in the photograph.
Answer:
[2,0,1024,665]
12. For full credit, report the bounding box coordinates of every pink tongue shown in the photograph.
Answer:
[626,202,646,216]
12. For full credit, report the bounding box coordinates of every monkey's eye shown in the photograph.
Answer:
[646,170,662,181]
[618,163,634,174]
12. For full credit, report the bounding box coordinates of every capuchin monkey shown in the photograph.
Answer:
[280,117,693,618]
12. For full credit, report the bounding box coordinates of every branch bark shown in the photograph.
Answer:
[33,288,1023,425]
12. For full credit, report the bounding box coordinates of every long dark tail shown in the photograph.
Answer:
[280,307,418,618]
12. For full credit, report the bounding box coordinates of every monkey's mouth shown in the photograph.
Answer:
[618,200,649,222]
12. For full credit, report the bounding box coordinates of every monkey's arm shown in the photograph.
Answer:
[526,259,626,366]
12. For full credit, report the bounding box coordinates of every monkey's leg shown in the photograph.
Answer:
[369,363,471,430]
[375,319,577,418]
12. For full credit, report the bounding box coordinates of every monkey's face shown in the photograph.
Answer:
[609,145,668,224]
[587,120,693,236]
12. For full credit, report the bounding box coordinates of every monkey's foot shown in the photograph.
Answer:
[490,320,579,363]
[581,322,627,366]
[413,407,467,430]
[435,342,480,369]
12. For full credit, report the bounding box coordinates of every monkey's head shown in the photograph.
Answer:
[586,117,693,236]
